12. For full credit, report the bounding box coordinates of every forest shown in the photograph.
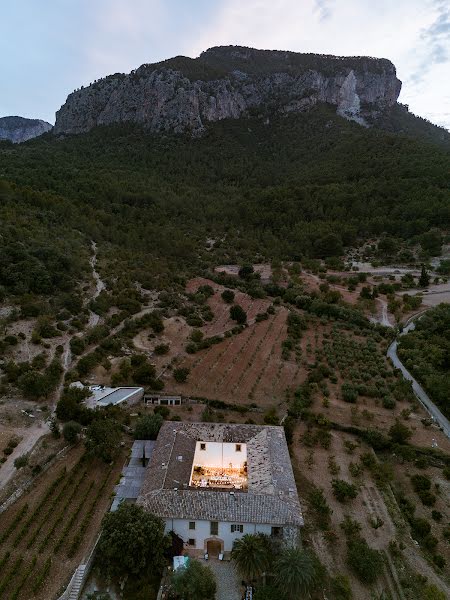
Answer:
[398,304,450,419]
[0,105,449,302]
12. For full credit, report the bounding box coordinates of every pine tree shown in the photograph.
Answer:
[419,264,430,288]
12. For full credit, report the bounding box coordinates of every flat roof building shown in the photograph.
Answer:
[71,384,144,408]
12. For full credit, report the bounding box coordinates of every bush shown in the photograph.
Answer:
[62,421,82,444]
[154,343,169,355]
[134,414,163,440]
[14,454,29,469]
[340,516,362,538]
[263,408,279,425]
[330,574,353,600]
[221,289,235,303]
[382,396,396,409]
[190,329,204,343]
[347,537,382,583]
[418,489,436,506]
[154,405,170,419]
[170,558,216,600]
[389,420,412,444]
[230,304,247,324]
[423,584,446,600]
[410,517,431,539]
[332,479,358,503]
[173,367,190,383]
[341,383,358,403]
[411,474,431,492]
[422,534,438,552]
[308,487,332,530]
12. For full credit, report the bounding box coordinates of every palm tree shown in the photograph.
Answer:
[274,548,320,599]
[231,534,271,582]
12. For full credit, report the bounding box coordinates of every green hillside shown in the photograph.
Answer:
[0,106,449,300]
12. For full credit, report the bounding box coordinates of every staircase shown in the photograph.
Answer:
[66,565,87,600]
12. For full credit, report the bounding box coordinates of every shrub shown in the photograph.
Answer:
[154,343,169,355]
[330,574,353,600]
[221,289,235,303]
[389,420,412,444]
[332,479,358,503]
[173,367,190,383]
[230,304,247,324]
[62,421,82,444]
[433,555,446,569]
[422,534,438,552]
[411,474,431,492]
[341,383,358,403]
[410,517,431,539]
[190,329,204,343]
[347,537,382,583]
[134,414,163,440]
[263,408,279,425]
[382,396,396,409]
[308,488,332,529]
[170,558,216,600]
[431,510,442,522]
[423,584,446,600]
[340,516,361,538]
[14,455,29,469]
[418,489,436,506]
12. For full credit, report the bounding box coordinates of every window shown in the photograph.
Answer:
[231,524,243,533]
[210,521,218,536]
[236,444,241,452]
[188,539,196,546]
[189,521,196,530]
[200,443,206,451]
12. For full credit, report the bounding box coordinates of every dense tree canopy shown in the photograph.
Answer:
[96,503,168,579]
[0,106,448,304]
[398,304,450,418]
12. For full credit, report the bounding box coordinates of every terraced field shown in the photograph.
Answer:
[169,303,307,406]
[0,448,123,600]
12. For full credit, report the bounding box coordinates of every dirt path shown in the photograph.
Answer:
[87,240,106,329]
[369,298,394,328]
[0,422,49,492]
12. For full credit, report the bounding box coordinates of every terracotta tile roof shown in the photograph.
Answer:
[137,422,303,526]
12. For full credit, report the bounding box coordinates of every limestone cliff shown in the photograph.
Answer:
[0,116,52,143]
[54,46,402,136]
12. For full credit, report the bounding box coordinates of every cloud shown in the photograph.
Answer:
[314,0,334,22]
[409,0,450,84]
[1,0,448,129]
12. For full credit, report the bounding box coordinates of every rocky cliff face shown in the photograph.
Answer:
[0,116,52,143]
[54,46,402,136]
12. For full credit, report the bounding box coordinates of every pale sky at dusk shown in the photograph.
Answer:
[1,0,449,129]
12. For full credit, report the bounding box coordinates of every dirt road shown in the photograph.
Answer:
[0,421,50,492]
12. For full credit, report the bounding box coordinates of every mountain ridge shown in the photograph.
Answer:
[0,116,52,143]
[54,45,402,136]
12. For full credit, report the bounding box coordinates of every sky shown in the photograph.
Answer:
[1,0,449,129]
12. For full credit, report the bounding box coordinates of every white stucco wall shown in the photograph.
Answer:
[192,441,247,470]
[165,518,274,552]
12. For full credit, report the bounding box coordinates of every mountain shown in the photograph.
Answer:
[54,46,402,136]
[0,116,52,143]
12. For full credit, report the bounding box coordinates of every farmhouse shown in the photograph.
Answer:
[137,422,303,557]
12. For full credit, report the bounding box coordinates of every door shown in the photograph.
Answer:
[206,539,222,558]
